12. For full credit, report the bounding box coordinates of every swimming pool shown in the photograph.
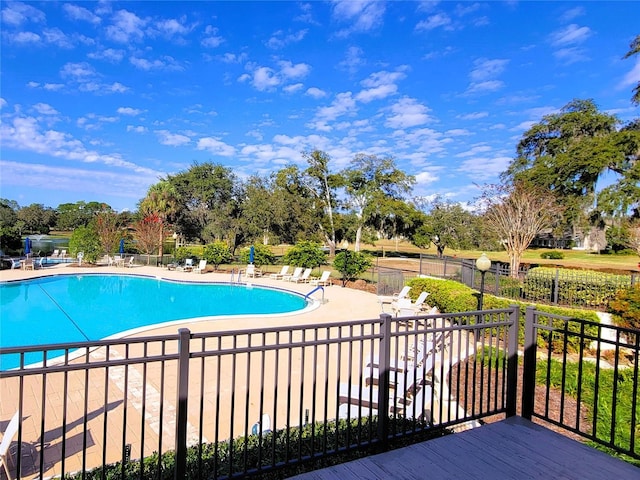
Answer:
[0,274,309,368]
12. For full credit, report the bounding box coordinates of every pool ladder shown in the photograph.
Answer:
[305,286,325,304]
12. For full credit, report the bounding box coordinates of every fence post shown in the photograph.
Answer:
[494,264,500,297]
[377,313,392,450]
[174,328,191,480]
[552,268,560,305]
[443,255,448,278]
[506,305,520,417]
[521,307,537,420]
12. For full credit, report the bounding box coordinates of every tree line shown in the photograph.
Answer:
[1,95,639,276]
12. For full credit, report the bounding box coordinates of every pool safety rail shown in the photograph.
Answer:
[0,307,637,479]
[305,285,325,303]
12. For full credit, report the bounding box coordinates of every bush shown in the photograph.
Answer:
[68,226,101,263]
[238,243,275,267]
[333,250,372,282]
[283,241,327,268]
[407,276,600,352]
[608,286,640,332]
[173,247,196,263]
[202,241,232,270]
[540,251,564,259]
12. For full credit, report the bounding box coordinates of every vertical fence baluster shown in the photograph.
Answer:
[174,328,191,480]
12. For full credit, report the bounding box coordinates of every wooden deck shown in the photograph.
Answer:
[292,417,639,479]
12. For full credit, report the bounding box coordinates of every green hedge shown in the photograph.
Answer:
[75,416,449,480]
[407,277,600,353]
[523,267,632,309]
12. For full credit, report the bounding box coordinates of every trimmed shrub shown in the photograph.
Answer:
[283,241,327,268]
[540,251,564,260]
[239,243,275,267]
[608,286,640,332]
[202,241,232,270]
[333,250,372,282]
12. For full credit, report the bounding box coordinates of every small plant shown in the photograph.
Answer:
[68,225,101,263]
[333,250,372,283]
[608,286,640,332]
[540,251,564,260]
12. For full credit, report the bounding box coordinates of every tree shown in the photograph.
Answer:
[133,214,164,264]
[503,99,639,234]
[55,201,107,230]
[282,241,327,268]
[300,150,343,256]
[139,181,179,260]
[167,163,237,244]
[412,198,478,257]
[342,154,414,252]
[202,240,232,270]
[93,209,123,257]
[68,225,101,263]
[238,244,275,267]
[333,250,372,285]
[624,34,640,105]
[0,199,21,254]
[17,203,56,234]
[481,182,563,278]
[626,221,640,257]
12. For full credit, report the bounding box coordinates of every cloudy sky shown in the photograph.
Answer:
[1,1,638,212]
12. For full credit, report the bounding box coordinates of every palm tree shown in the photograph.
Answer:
[139,181,179,261]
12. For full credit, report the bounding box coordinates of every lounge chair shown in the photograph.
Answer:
[124,256,135,268]
[9,258,21,269]
[50,249,59,258]
[35,257,44,269]
[60,249,67,258]
[194,259,207,274]
[269,265,289,280]
[244,264,262,278]
[178,258,194,272]
[251,413,272,435]
[394,291,430,316]
[309,270,331,286]
[0,411,20,480]
[283,267,303,282]
[289,268,312,283]
[23,258,34,270]
[379,285,411,311]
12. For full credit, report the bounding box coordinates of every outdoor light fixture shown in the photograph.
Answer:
[475,253,491,313]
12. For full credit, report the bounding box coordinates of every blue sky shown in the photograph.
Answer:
[1,1,639,212]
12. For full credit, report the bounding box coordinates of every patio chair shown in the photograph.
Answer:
[124,256,135,268]
[194,259,207,274]
[60,249,67,258]
[393,291,430,316]
[23,258,34,270]
[283,267,303,282]
[379,285,412,311]
[309,270,331,286]
[9,258,21,269]
[178,258,194,272]
[50,249,59,258]
[0,411,20,480]
[244,264,263,278]
[289,268,312,283]
[269,265,289,280]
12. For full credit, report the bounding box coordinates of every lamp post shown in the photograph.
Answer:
[173,232,179,251]
[475,253,491,312]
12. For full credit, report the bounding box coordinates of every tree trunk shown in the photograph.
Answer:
[355,226,362,252]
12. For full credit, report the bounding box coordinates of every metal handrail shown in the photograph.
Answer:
[305,285,324,303]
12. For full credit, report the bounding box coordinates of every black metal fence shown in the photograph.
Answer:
[379,254,637,310]
[1,305,638,479]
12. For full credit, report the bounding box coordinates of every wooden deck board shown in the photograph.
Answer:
[292,417,639,479]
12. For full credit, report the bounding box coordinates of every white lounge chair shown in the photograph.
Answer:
[379,285,412,311]
[194,259,207,274]
[289,268,312,283]
[50,249,59,258]
[60,249,67,258]
[309,270,331,286]
[244,264,262,278]
[283,267,303,282]
[178,258,194,272]
[394,291,430,316]
[269,265,289,280]
[124,256,135,268]
[0,411,20,480]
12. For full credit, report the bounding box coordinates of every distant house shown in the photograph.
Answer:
[530,227,606,252]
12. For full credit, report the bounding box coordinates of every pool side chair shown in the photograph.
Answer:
[244,264,262,278]
[51,249,59,258]
[23,258,34,271]
[289,268,312,283]
[380,285,412,311]
[60,249,67,258]
[9,259,21,269]
[309,270,331,286]
[394,291,430,316]
[0,411,21,480]
[125,256,136,268]
[269,265,289,280]
[283,267,303,282]
[194,259,207,274]
[178,258,194,272]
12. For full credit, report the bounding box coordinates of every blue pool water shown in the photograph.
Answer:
[0,274,308,369]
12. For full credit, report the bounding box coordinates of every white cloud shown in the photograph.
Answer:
[549,24,591,47]
[306,87,327,99]
[1,2,45,26]
[11,31,40,44]
[619,58,640,89]
[130,55,183,71]
[415,13,451,31]
[314,92,357,122]
[63,4,101,25]
[88,48,125,62]
[470,58,509,81]
[338,46,366,74]
[457,156,511,180]
[415,171,439,185]
[127,125,147,133]
[117,107,142,116]
[106,9,147,43]
[458,112,488,120]
[202,25,224,48]
[332,0,385,36]
[466,80,505,95]
[266,29,307,49]
[197,137,236,156]
[32,103,59,115]
[385,97,433,129]
[156,130,191,146]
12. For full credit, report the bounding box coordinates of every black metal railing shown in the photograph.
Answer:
[2,304,637,479]
[0,307,519,479]
[522,306,639,461]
